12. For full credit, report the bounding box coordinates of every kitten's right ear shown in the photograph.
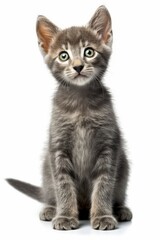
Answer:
[36,16,59,55]
[87,6,112,47]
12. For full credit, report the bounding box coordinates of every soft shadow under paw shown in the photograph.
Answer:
[91,215,118,230]
[52,216,79,230]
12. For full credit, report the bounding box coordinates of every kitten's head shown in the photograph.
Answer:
[36,6,112,87]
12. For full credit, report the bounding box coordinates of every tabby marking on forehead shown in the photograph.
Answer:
[84,41,89,47]
[79,40,89,48]
[62,44,67,51]
[79,40,83,48]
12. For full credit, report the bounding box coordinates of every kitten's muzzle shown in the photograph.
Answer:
[73,65,84,74]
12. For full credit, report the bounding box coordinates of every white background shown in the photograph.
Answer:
[0,0,160,239]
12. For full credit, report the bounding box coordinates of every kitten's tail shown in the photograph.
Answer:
[6,178,44,203]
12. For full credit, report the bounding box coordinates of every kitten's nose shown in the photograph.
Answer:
[73,65,84,74]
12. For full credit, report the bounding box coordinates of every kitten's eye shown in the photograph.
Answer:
[84,47,95,58]
[59,51,69,62]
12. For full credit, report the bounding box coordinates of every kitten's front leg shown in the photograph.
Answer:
[51,151,79,230]
[91,149,118,230]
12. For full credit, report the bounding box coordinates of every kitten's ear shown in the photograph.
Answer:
[36,16,59,55]
[87,5,112,46]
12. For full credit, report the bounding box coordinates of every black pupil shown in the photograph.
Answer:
[87,50,92,55]
[62,53,67,59]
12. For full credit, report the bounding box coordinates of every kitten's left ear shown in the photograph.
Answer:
[36,16,60,55]
[87,5,112,46]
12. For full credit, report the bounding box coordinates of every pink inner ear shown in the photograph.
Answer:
[102,29,112,44]
[37,24,53,53]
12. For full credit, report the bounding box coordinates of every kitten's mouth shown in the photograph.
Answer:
[74,73,87,79]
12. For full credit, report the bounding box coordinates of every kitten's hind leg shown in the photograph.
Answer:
[113,206,132,222]
[39,206,56,221]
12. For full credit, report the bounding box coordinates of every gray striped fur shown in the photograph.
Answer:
[7,5,132,230]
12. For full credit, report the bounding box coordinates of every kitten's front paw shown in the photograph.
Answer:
[91,215,118,230]
[114,206,132,222]
[52,216,79,230]
[39,206,56,221]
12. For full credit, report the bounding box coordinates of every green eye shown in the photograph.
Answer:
[59,51,69,62]
[84,47,95,58]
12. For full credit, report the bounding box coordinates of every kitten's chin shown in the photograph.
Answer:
[69,75,93,87]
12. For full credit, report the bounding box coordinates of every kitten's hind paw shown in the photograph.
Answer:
[91,215,118,230]
[114,206,132,222]
[52,216,79,230]
[39,206,56,221]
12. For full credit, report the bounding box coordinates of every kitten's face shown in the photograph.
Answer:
[47,27,111,86]
[37,6,112,87]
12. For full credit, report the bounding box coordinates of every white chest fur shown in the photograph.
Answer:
[72,116,94,177]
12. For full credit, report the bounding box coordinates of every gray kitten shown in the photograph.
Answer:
[7,5,132,230]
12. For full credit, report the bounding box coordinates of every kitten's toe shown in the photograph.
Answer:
[114,206,132,222]
[52,216,79,230]
[39,206,56,221]
[91,215,118,230]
